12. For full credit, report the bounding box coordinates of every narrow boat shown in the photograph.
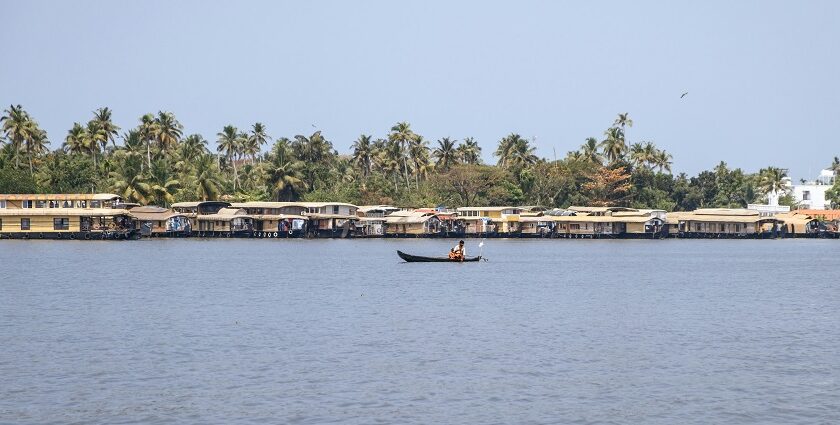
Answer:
[397,250,482,262]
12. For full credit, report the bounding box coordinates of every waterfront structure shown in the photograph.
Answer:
[666,208,779,238]
[0,207,136,239]
[356,205,401,237]
[775,212,821,237]
[129,206,191,237]
[0,193,122,209]
[231,202,308,237]
[383,210,443,237]
[456,207,522,236]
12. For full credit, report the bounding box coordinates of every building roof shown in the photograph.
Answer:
[693,208,760,217]
[385,211,437,224]
[357,205,400,213]
[196,208,251,220]
[0,208,130,217]
[456,206,520,212]
[128,207,187,221]
[795,209,840,220]
[0,193,121,201]
[171,201,232,208]
[567,206,638,213]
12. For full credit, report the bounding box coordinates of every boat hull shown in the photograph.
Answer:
[397,250,482,262]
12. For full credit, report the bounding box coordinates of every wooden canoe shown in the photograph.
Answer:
[397,250,482,263]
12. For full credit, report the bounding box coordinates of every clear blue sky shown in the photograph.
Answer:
[2,0,838,179]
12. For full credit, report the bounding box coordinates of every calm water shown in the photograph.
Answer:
[1,239,839,424]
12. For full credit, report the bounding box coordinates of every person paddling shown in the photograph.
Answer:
[448,240,466,261]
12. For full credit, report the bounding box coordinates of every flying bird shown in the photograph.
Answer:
[680,92,688,99]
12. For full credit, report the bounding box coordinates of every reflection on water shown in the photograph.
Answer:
[1,239,839,424]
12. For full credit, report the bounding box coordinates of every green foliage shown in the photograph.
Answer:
[0,166,37,193]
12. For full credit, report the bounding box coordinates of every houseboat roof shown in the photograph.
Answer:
[0,208,130,217]
[793,209,840,220]
[385,211,437,224]
[456,206,520,212]
[0,193,121,201]
[357,205,400,213]
[567,206,638,213]
[196,207,252,221]
[673,213,773,223]
[305,213,359,220]
[128,206,187,221]
[693,208,760,216]
[171,201,232,208]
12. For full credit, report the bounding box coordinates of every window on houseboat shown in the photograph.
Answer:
[719,224,725,232]
[332,205,339,214]
[90,201,101,208]
[53,218,69,230]
[735,224,741,232]
[0,218,2,230]
[63,201,72,208]
[695,223,701,232]
[22,200,33,208]
[21,218,30,230]
[0,200,5,208]
[35,200,46,208]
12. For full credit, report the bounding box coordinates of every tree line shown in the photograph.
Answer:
[1,104,839,210]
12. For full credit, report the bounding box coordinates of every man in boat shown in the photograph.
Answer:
[448,240,466,261]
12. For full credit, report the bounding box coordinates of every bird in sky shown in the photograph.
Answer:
[680,92,688,99]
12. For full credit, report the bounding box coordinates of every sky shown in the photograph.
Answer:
[2,0,838,179]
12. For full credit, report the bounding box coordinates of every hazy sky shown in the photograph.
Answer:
[2,0,838,179]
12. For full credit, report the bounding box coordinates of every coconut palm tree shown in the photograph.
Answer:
[1,104,36,170]
[580,137,603,165]
[121,129,145,156]
[193,154,224,201]
[92,107,120,149]
[433,137,459,171]
[247,122,270,163]
[388,122,416,187]
[217,125,243,191]
[138,113,157,170]
[63,123,90,155]
[507,137,538,168]
[829,156,840,180]
[153,111,183,153]
[351,134,374,178]
[148,159,181,206]
[266,154,306,201]
[179,134,209,164]
[757,166,788,198]
[600,127,626,163]
[110,155,152,204]
[653,148,672,173]
[409,136,431,187]
[457,137,482,165]
[494,134,518,167]
[24,127,49,176]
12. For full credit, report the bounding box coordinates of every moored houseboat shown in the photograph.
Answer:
[356,205,401,237]
[775,212,822,238]
[300,202,359,238]
[0,207,136,240]
[231,202,308,238]
[384,210,443,237]
[194,207,254,237]
[455,207,522,237]
[129,206,192,237]
[667,208,780,238]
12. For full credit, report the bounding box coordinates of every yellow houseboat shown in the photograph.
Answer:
[775,212,821,238]
[129,206,192,237]
[231,202,308,238]
[0,207,136,240]
[356,205,401,237]
[194,207,254,237]
[455,207,522,237]
[667,208,780,238]
[0,193,122,209]
[384,210,443,237]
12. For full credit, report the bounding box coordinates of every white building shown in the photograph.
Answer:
[791,169,835,210]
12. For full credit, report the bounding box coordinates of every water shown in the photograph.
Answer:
[1,239,839,424]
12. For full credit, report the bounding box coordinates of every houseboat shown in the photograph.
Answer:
[775,212,822,238]
[299,202,359,238]
[356,205,401,237]
[0,193,123,210]
[194,207,254,237]
[455,207,522,237]
[666,209,780,238]
[0,207,136,240]
[384,210,443,237]
[231,202,308,238]
[129,206,192,237]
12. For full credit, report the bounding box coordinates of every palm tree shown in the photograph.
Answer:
[508,137,538,168]
[24,127,49,176]
[1,104,36,170]
[409,136,431,187]
[138,113,157,170]
[179,134,209,164]
[457,137,481,164]
[494,134,518,167]
[153,111,183,153]
[85,120,106,169]
[148,159,181,206]
[600,127,626,163]
[351,134,374,178]
[388,122,416,187]
[92,107,120,149]
[247,122,270,163]
[193,154,224,201]
[580,137,603,165]
[217,125,243,191]
[433,137,459,171]
[110,155,152,204]
[266,155,306,200]
[830,156,840,181]
[121,129,145,156]
[653,149,673,173]
[63,123,90,155]
[757,166,788,199]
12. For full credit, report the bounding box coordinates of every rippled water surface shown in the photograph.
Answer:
[1,239,839,424]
